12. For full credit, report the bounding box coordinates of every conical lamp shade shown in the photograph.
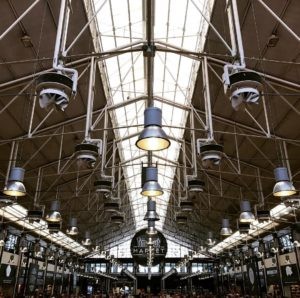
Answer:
[136,107,170,151]
[46,201,62,223]
[82,231,92,246]
[220,218,233,236]
[239,200,255,223]
[144,200,159,221]
[66,218,78,235]
[141,167,163,197]
[3,167,26,197]
[273,167,296,197]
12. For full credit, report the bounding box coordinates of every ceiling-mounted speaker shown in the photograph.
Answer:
[75,142,100,169]
[36,73,75,111]
[197,142,223,168]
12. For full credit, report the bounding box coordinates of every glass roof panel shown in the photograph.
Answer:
[91,0,214,254]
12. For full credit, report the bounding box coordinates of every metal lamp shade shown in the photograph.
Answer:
[66,227,78,235]
[206,232,216,246]
[141,167,163,197]
[220,218,233,236]
[144,200,159,221]
[3,167,26,197]
[239,200,255,223]
[141,181,163,197]
[66,218,78,235]
[82,231,92,246]
[136,107,170,151]
[273,167,296,197]
[46,201,62,223]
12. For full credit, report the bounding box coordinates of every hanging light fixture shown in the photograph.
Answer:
[66,217,79,236]
[144,200,159,221]
[82,231,92,246]
[136,107,170,151]
[206,231,216,246]
[46,201,62,223]
[3,167,26,197]
[141,166,163,197]
[239,200,255,223]
[220,218,233,236]
[273,167,296,197]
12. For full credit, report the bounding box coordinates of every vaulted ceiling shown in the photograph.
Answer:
[0,0,299,256]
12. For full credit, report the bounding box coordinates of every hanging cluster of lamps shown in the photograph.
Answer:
[216,165,297,242]
[135,106,170,267]
[136,106,170,236]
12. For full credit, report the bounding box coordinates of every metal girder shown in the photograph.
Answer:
[155,41,300,91]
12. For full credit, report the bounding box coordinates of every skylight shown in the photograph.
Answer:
[91,0,214,235]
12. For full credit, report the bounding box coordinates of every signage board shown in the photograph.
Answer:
[130,229,167,266]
